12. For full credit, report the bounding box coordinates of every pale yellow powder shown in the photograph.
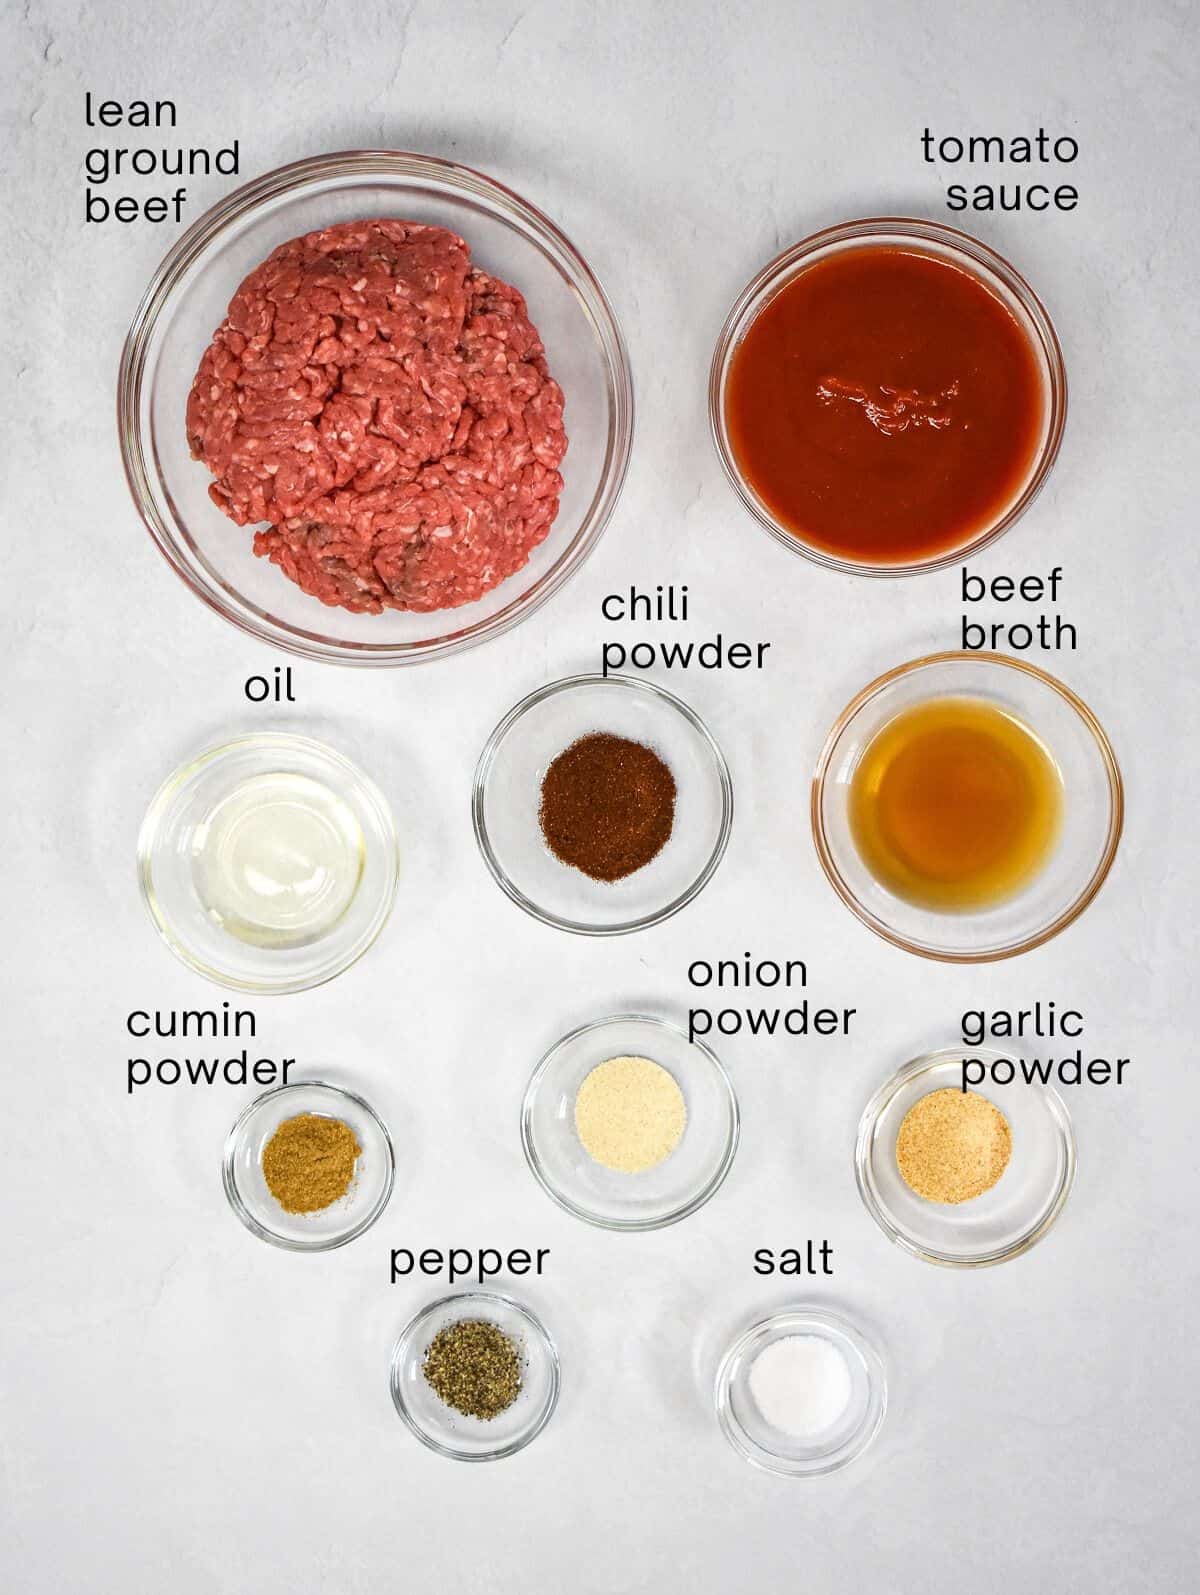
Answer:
[574,1054,687,1174]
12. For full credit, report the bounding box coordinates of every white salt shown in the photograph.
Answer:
[748,1333,853,1438]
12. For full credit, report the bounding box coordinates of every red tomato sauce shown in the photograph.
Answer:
[724,245,1046,567]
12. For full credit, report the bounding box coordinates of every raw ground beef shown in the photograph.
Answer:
[186,219,567,613]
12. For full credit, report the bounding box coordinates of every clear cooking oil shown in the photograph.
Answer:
[192,772,365,949]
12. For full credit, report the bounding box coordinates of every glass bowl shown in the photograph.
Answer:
[119,150,633,665]
[856,1047,1076,1266]
[715,1307,887,1477]
[522,1014,739,1230]
[390,1291,560,1461]
[138,732,399,992]
[812,653,1122,961]
[709,216,1066,576]
[223,1080,395,1251]
[473,674,733,935]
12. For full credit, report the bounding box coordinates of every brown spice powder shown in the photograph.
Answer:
[538,732,676,882]
[261,1112,361,1214]
[896,1088,1012,1204]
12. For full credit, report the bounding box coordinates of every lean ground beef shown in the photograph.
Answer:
[186,219,567,614]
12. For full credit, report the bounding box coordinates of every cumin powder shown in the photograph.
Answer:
[261,1113,361,1214]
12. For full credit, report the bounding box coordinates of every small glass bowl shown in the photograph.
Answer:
[709,216,1066,576]
[811,653,1123,961]
[390,1291,560,1461]
[856,1047,1076,1267]
[716,1307,887,1477]
[522,1014,740,1230]
[473,674,733,935]
[119,150,632,665]
[138,732,399,993]
[223,1080,395,1251]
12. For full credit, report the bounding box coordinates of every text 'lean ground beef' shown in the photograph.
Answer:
[186,219,567,614]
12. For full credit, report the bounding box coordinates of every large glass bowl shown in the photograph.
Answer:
[119,150,633,665]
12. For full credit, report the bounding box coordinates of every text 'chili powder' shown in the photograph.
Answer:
[539,732,676,882]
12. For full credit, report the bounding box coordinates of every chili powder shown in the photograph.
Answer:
[539,732,676,882]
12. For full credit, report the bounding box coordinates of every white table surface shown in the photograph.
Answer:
[4,2,1198,1589]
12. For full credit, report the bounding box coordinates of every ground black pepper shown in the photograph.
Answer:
[538,732,676,882]
[423,1319,523,1420]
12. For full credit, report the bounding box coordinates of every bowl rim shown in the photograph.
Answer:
[389,1289,561,1461]
[810,651,1124,962]
[714,1305,888,1477]
[136,729,401,993]
[221,1079,396,1252]
[472,672,735,936]
[118,148,634,667]
[854,1047,1077,1267]
[708,215,1068,577]
[520,1011,741,1230]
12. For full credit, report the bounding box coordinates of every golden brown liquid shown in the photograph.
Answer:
[849,696,1063,911]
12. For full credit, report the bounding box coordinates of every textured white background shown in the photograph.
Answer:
[4,1,1198,1589]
